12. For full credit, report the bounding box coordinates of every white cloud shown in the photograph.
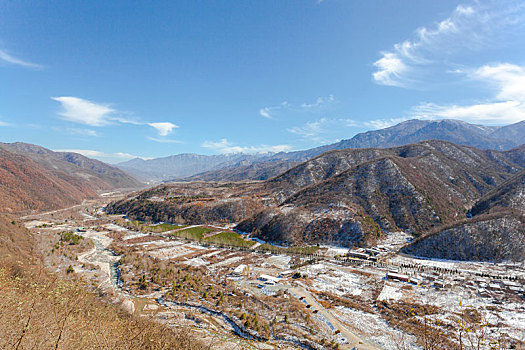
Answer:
[364,117,411,129]
[259,96,334,119]
[148,122,178,136]
[288,118,362,143]
[300,95,335,109]
[472,63,525,101]
[288,117,411,142]
[413,101,525,124]
[52,96,115,126]
[259,107,272,119]
[52,96,180,135]
[288,118,328,139]
[411,63,525,124]
[56,149,106,157]
[147,137,183,144]
[67,128,99,137]
[372,2,525,87]
[373,53,408,87]
[0,49,43,69]
[202,138,292,154]
[55,149,151,163]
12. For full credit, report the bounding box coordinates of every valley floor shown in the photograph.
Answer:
[23,195,525,350]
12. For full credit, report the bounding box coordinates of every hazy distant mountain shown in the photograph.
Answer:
[184,160,300,182]
[182,119,525,182]
[117,153,270,182]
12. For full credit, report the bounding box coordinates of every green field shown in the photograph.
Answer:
[255,243,319,255]
[204,231,256,248]
[169,226,215,240]
[168,227,256,248]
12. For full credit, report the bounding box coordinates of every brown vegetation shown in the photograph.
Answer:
[0,215,205,349]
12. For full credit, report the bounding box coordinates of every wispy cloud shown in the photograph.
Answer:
[300,95,335,109]
[364,117,411,129]
[67,128,99,137]
[202,138,292,154]
[412,63,525,124]
[372,2,525,87]
[0,49,43,69]
[288,117,406,143]
[288,117,354,143]
[52,96,179,136]
[259,107,273,119]
[55,149,151,163]
[147,137,183,144]
[259,95,335,119]
[259,101,290,119]
[0,117,12,126]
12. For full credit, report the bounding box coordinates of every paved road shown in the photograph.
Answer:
[288,284,379,350]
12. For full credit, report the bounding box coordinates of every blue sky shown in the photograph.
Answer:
[1,1,524,163]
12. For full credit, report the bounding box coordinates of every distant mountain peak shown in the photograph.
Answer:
[117,119,524,182]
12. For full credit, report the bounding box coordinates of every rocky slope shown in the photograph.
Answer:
[105,181,265,225]
[238,141,524,246]
[402,170,525,261]
[402,215,524,262]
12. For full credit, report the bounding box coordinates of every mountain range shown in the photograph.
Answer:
[107,140,525,260]
[118,119,525,182]
[238,141,525,247]
[1,117,523,260]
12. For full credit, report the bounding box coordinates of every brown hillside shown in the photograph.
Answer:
[0,148,98,213]
[1,142,142,190]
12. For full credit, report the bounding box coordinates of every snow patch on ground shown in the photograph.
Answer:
[122,232,150,240]
[210,256,243,269]
[377,284,404,301]
[24,220,53,228]
[335,307,421,350]
[301,263,366,296]
[184,257,209,267]
[378,231,413,250]
[322,245,349,257]
[263,255,291,269]
[149,245,194,260]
